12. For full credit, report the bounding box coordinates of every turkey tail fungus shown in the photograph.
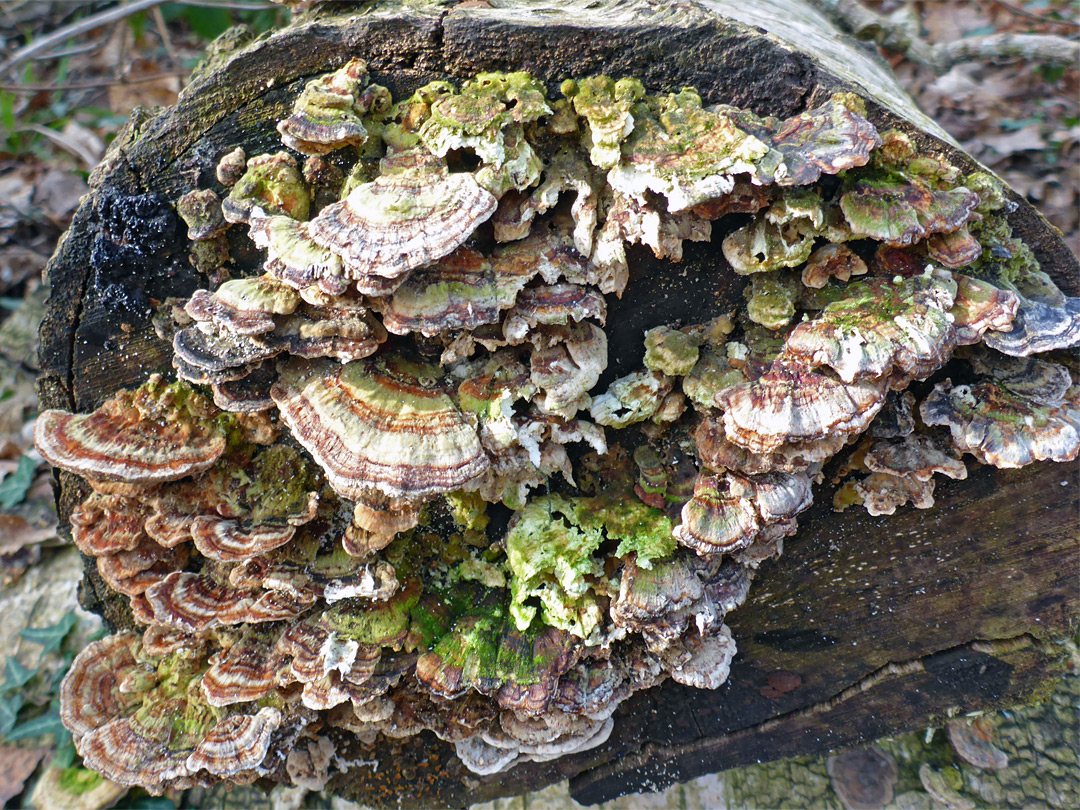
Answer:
[36,1,1078,807]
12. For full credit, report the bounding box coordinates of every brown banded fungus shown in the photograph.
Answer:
[45,64,1080,795]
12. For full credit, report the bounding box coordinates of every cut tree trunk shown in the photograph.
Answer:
[37,1,1079,807]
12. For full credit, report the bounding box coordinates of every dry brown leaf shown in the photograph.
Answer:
[0,745,49,807]
[981,125,1048,159]
[0,515,58,555]
[32,170,90,227]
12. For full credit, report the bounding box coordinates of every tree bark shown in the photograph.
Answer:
[37,1,1079,807]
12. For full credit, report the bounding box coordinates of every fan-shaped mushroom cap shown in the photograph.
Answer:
[172,326,282,385]
[277,58,383,155]
[827,746,899,810]
[946,716,1009,771]
[186,274,301,336]
[504,283,606,343]
[97,537,189,597]
[60,633,143,737]
[783,272,958,385]
[347,490,423,552]
[144,571,315,632]
[927,225,983,269]
[919,764,975,810]
[853,472,936,516]
[715,366,887,454]
[249,215,346,294]
[642,326,702,377]
[416,610,578,715]
[801,243,868,289]
[176,189,228,241]
[76,709,196,791]
[694,415,847,474]
[211,362,277,413]
[563,75,643,170]
[982,294,1080,357]
[864,434,967,482]
[201,628,280,706]
[951,275,1020,345]
[682,347,745,412]
[190,516,296,563]
[70,493,149,555]
[530,322,608,419]
[741,471,814,523]
[590,370,673,428]
[216,146,246,186]
[607,88,768,213]
[674,475,761,556]
[271,357,489,499]
[271,300,387,363]
[611,555,704,630]
[34,377,227,484]
[726,93,880,186]
[665,626,736,690]
[968,351,1072,405]
[840,178,979,248]
[381,246,504,336]
[307,152,496,283]
[222,151,309,224]
[186,707,282,777]
[920,379,1080,468]
[746,272,801,330]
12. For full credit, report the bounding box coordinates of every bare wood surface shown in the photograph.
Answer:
[36,2,1079,807]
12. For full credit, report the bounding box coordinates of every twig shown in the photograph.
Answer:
[14,123,102,167]
[31,40,107,61]
[0,0,170,76]
[0,70,189,92]
[808,0,1080,73]
[992,0,1080,29]
[151,4,182,77]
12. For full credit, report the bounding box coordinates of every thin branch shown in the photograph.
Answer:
[0,70,188,92]
[808,0,1080,73]
[0,0,170,76]
[992,0,1080,29]
[15,123,102,167]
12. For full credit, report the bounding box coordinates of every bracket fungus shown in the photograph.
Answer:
[40,59,1080,798]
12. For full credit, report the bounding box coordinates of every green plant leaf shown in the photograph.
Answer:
[51,736,78,769]
[3,657,37,690]
[20,610,79,657]
[0,692,25,736]
[0,454,36,509]
[5,704,69,742]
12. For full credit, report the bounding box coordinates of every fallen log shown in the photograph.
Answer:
[37,2,1078,807]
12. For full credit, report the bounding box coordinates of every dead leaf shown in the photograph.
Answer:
[0,282,46,369]
[981,125,1047,159]
[0,174,34,231]
[0,745,48,807]
[32,170,89,227]
[0,515,58,556]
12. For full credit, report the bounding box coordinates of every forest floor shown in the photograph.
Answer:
[0,1,1077,809]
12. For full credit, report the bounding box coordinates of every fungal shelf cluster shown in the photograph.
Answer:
[37,62,1080,793]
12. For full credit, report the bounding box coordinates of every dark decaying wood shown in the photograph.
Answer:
[37,2,1078,807]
